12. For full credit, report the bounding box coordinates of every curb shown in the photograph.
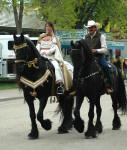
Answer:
[0,96,23,102]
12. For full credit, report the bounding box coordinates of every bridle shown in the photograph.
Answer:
[13,43,27,53]
[13,42,39,69]
[72,47,100,80]
[71,48,80,51]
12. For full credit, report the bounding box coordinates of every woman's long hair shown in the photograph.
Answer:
[45,21,55,33]
[37,21,55,44]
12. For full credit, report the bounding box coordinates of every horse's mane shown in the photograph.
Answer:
[79,39,95,65]
[24,36,48,71]
[25,37,42,59]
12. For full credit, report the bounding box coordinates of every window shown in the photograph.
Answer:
[31,40,37,46]
[8,41,14,50]
[8,40,37,50]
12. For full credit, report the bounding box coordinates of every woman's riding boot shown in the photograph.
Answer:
[56,82,64,95]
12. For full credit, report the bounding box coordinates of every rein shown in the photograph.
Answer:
[15,60,25,63]
[72,49,80,51]
[13,43,27,53]
[27,58,39,69]
[15,58,39,69]
[14,42,39,69]
[84,71,100,79]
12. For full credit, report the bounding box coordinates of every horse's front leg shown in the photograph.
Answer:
[73,95,84,133]
[85,98,96,138]
[111,93,121,130]
[25,96,38,139]
[37,96,52,130]
[95,96,103,134]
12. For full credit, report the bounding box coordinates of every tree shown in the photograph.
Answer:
[36,0,77,30]
[1,0,127,36]
[94,0,127,34]
[0,0,25,34]
[0,0,39,34]
[74,0,127,32]
[36,0,127,36]
[12,0,24,34]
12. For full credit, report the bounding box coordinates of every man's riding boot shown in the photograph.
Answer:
[106,88,113,94]
[56,82,64,95]
[104,68,113,94]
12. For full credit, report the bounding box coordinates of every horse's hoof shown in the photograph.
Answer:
[85,124,97,139]
[85,131,97,139]
[28,132,39,140]
[95,121,103,134]
[73,118,84,133]
[40,119,52,130]
[112,127,120,130]
[85,135,97,139]
[112,116,121,130]
[58,126,69,134]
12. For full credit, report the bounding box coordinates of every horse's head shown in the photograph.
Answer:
[13,33,39,77]
[70,40,85,67]
[13,33,28,59]
[71,40,82,50]
[70,39,93,67]
[13,34,28,77]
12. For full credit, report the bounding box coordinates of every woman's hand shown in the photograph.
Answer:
[41,51,46,55]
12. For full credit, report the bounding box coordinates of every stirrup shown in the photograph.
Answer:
[56,82,64,95]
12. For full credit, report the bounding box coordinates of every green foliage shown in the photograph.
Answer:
[94,0,127,38]
[34,0,127,34]
[36,0,77,30]
[0,0,127,36]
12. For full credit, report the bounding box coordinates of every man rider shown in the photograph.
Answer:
[84,20,113,94]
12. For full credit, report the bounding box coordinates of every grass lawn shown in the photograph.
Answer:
[0,78,18,90]
[0,83,18,90]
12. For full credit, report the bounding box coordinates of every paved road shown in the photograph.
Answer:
[0,94,127,150]
[0,89,23,102]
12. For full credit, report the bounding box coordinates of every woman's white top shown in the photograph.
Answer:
[36,35,63,63]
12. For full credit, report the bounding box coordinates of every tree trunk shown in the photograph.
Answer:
[75,0,99,29]
[12,0,24,34]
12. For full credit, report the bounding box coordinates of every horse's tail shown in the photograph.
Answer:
[117,68,127,113]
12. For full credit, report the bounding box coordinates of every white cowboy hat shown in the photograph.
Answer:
[85,20,101,29]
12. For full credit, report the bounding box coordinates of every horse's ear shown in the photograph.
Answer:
[13,34,17,40]
[21,33,24,41]
[70,40,74,48]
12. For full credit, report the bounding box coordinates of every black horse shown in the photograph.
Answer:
[70,39,127,138]
[13,34,73,139]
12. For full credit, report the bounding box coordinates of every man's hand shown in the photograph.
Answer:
[92,49,97,53]
[41,51,46,55]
